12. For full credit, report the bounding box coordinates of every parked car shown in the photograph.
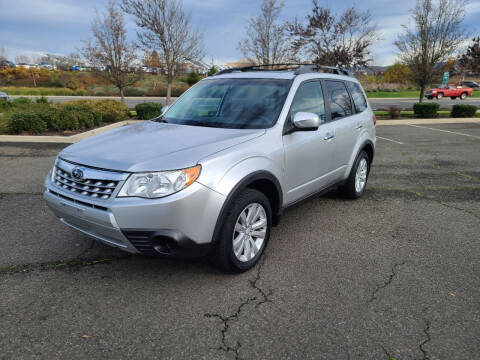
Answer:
[44,64,376,272]
[460,80,480,88]
[426,84,473,100]
[0,91,8,100]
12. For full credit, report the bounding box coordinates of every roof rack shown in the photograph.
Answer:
[215,63,353,77]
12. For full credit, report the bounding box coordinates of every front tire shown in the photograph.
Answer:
[437,93,444,99]
[212,189,271,273]
[339,151,370,199]
[460,92,467,100]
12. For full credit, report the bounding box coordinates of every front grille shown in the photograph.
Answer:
[53,166,120,200]
[48,189,108,211]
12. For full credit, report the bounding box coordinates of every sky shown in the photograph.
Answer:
[1,0,479,66]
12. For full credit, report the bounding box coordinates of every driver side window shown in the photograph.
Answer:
[290,81,326,124]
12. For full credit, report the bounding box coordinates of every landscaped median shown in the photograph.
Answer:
[0,97,164,135]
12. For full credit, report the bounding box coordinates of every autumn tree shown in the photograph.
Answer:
[122,0,204,104]
[395,0,468,102]
[238,0,291,65]
[382,63,413,84]
[459,37,480,74]
[143,50,162,68]
[81,1,138,101]
[288,2,378,68]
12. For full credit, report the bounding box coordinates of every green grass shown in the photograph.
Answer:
[0,86,87,96]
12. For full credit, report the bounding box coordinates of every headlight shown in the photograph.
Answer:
[117,165,201,199]
[50,159,58,182]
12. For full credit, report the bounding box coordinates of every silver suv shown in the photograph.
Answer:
[44,64,376,272]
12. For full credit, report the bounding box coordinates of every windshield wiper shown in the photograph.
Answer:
[152,116,168,123]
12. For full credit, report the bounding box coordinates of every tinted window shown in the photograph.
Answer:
[325,80,353,120]
[347,82,368,113]
[290,81,326,124]
[162,78,291,129]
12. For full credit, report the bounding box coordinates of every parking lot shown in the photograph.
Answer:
[0,123,479,359]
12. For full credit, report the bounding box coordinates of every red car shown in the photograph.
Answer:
[426,84,473,100]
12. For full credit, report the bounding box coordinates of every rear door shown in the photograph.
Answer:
[283,80,337,204]
[323,80,358,178]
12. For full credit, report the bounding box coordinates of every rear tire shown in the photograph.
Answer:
[339,151,370,199]
[212,189,271,273]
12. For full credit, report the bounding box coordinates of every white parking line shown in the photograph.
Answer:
[376,136,404,145]
[408,124,480,139]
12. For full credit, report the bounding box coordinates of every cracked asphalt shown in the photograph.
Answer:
[1,123,479,360]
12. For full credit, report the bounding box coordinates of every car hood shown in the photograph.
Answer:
[60,121,265,172]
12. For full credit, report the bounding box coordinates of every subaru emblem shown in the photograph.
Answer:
[72,167,84,181]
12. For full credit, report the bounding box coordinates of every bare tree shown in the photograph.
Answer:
[459,37,480,75]
[81,1,138,101]
[122,0,204,104]
[288,2,378,69]
[237,0,291,65]
[15,55,31,64]
[395,0,468,102]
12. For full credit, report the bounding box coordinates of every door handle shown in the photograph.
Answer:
[324,133,334,140]
[355,123,363,129]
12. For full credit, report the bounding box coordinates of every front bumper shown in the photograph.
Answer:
[44,175,226,257]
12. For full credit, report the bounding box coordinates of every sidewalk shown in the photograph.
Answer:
[0,118,479,143]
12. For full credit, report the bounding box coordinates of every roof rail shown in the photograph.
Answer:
[215,63,353,77]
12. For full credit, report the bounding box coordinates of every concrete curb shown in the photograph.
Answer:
[0,118,479,144]
[0,120,141,143]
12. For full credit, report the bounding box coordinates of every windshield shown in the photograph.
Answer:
[159,78,292,129]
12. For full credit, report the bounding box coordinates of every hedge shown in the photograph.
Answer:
[451,104,477,118]
[8,112,46,134]
[135,102,163,120]
[413,102,439,118]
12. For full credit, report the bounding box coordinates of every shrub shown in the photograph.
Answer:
[36,96,49,104]
[451,104,477,118]
[388,106,401,119]
[50,108,79,131]
[37,107,60,129]
[8,111,47,134]
[89,99,129,123]
[185,71,201,86]
[135,102,163,120]
[413,102,439,118]
[11,97,33,106]
[0,98,12,111]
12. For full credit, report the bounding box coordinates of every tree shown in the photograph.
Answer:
[143,50,162,68]
[395,0,468,102]
[382,63,413,84]
[208,65,218,76]
[15,55,31,64]
[459,37,480,74]
[288,2,378,68]
[238,0,291,65]
[81,1,138,101]
[122,0,204,105]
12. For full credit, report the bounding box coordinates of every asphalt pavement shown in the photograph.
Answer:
[0,123,479,359]
[10,94,480,110]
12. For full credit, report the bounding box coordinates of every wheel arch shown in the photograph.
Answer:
[211,171,283,248]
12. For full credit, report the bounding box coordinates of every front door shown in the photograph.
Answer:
[283,80,337,205]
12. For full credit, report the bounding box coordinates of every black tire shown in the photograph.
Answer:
[339,151,370,199]
[212,188,272,273]
[437,93,444,99]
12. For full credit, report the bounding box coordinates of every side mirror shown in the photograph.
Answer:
[292,112,320,131]
[161,105,169,115]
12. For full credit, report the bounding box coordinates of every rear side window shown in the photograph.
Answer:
[347,82,368,113]
[290,81,326,123]
[324,80,353,120]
